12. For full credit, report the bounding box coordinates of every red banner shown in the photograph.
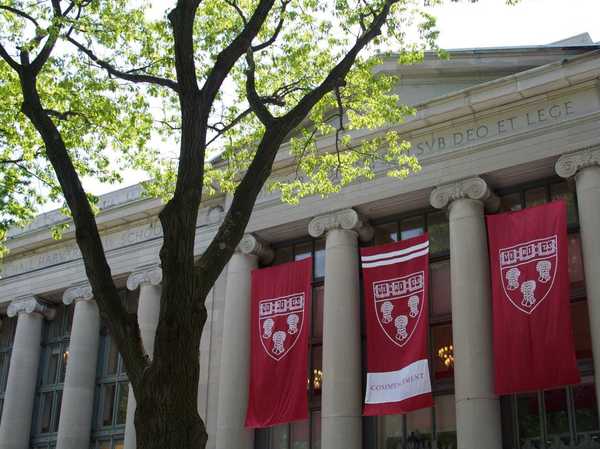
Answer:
[361,234,433,416]
[486,201,580,395]
[245,258,312,428]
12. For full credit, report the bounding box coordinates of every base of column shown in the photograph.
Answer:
[456,398,502,449]
[321,416,362,449]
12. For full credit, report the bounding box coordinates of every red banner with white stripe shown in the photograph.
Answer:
[245,258,312,428]
[486,201,580,395]
[360,234,433,416]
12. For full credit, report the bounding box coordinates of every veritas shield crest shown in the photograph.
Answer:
[499,235,558,314]
[258,292,305,361]
[373,271,425,348]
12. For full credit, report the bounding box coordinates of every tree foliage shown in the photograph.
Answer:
[0,0,516,447]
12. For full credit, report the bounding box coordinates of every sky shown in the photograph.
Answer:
[81,0,600,198]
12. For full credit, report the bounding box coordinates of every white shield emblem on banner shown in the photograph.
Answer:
[372,271,425,348]
[499,235,558,314]
[258,292,305,361]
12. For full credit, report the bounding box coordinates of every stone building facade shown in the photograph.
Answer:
[1,34,600,449]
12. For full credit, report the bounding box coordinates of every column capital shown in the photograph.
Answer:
[308,208,374,242]
[7,295,56,320]
[237,234,274,264]
[127,263,162,291]
[555,146,600,178]
[63,282,94,306]
[430,177,499,211]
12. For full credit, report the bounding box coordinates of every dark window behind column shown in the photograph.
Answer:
[370,209,455,449]
[255,238,325,449]
[30,304,73,449]
[0,316,16,423]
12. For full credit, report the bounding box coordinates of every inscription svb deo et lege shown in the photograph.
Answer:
[413,101,575,156]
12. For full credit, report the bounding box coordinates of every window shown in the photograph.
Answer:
[498,179,599,448]
[0,316,16,422]
[90,289,135,448]
[255,239,325,449]
[371,210,455,448]
[30,305,73,448]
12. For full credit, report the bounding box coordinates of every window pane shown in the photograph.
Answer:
[517,392,542,447]
[400,216,424,241]
[294,242,312,261]
[435,394,456,447]
[544,388,570,443]
[573,379,599,434]
[274,246,294,265]
[430,260,451,317]
[431,324,454,384]
[45,347,60,384]
[525,187,547,208]
[40,392,54,433]
[571,301,592,361]
[568,234,585,288]
[102,384,116,427]
[106,338,119,375]
[53,390,62,432]
[314,239,326,279]
[311,411,321,449]
[291,419,309,449]
[551,181,578,227]
[427,211,449,255]
[312,286,324,340]
[271,424,289,449]
[373,223,398,245]
[116,382,129,425]
[378,414,404,449]
[406,407,432,441]
[500,193,522,212]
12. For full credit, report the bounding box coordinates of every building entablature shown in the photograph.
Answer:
[2,48,600,303]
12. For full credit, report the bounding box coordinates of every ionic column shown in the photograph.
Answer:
[556,147,600,414]
[0,296,55,449]
[430,177,502,449]
[216,234,273,449]
[124,264,163,449]
[309,209,373,449]
[56,283,101,449]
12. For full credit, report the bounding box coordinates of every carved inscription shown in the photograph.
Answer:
[412,101,576,157]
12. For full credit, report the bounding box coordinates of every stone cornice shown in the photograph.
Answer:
[237,234,274,264]
[308,209,374,242]
[63,282,94,306]
[555,146,600,178]
[7,295,56,319]
[127,264,163,291]
[430,177,499,211]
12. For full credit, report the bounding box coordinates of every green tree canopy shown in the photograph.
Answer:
[0,1,515,448]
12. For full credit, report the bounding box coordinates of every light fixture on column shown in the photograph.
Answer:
[437,345,454,367]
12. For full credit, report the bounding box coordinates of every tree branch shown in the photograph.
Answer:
[66,37,179,91]
[244,49,274,125]
[251,0,289,51]
[224,0,247,26]
[0,5,40,28]
[0,41,20,71]
[196,0,403,292]
[200,0,276,107]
